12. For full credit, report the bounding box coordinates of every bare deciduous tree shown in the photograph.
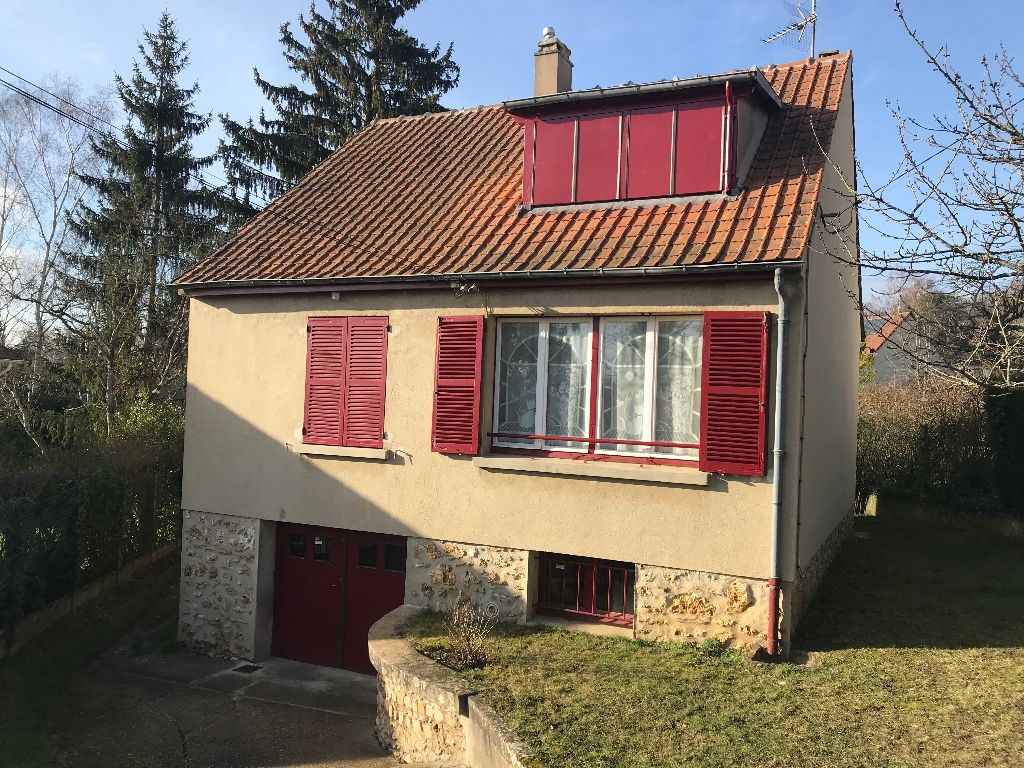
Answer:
[816,1,1024,390]
[0,77,112,387]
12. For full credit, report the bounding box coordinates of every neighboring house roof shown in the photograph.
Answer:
[175,52,851,289]
[0,344,26,361]
[864,312,910,353]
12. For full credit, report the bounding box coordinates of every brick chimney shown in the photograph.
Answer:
[534,27,572,96]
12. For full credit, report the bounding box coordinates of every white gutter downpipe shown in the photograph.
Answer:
[767,267,791,657]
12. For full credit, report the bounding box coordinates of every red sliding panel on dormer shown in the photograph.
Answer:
[531,117,575,206]
[676,99,726,196]
[698,312,770,476]
[432,315,484,454]
[575,112,621,203]
[625,106,674,199]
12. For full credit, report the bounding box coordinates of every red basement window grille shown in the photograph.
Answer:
[537,553,635,627]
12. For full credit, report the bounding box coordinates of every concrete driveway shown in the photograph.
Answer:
[51,651,409,768]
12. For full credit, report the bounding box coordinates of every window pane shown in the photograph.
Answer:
[357,541,377,568]
[600,321,648,450]
[288,532,306,558]
[312,534,330,561]
[654,320,702,458]
[384,543,406,573]
[497,322,540,443]
[545,322,590,449]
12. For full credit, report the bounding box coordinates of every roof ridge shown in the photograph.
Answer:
[370,104,503,126]
[760,50,852,74]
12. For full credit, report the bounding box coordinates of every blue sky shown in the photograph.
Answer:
[2,0,1020,297]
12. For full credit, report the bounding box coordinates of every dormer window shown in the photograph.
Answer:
[506,73,782,208]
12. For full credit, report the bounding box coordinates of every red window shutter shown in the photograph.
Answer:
[432,315,484,454]
[304,317,347,445]
[698,312,770,476]
[342,316,388,448]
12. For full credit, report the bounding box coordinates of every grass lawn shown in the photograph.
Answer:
[406,498,1024,768]
[0,555,180,767]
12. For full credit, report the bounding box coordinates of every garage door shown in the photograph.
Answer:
[272,523,407,673]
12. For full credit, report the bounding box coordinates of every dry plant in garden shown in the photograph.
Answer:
[443,597,494,670]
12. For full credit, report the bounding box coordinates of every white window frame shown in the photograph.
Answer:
[492,315,701,459]
[595,316,700,459]
[492,317,593,453]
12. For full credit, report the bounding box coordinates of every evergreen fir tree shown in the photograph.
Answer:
[220,0,459,209]
[61,12,223,433]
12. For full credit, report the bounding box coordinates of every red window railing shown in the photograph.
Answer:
[490,432,699,451]
[537,554,635,627]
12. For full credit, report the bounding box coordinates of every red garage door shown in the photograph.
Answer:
[272,523,406,674]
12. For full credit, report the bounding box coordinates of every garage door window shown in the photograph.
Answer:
[357,541,377,568]
[384,543,407,573]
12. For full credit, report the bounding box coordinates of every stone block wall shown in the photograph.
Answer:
[634,565,769,650]
[405,538,529,621]
[178,510,270,659]
[369,605,468,764]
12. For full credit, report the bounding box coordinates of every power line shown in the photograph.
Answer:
[0,62,280,197]
[0,67,387,264]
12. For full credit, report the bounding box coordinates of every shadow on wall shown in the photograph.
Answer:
[178,384,536,659]
[795,496,1024,651]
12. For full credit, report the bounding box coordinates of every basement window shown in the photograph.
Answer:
[537,553,635,626]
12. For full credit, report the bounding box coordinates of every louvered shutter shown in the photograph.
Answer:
[303,317,347,445]
[698,312,770,476]
[432,315,484,454]
[342,317,388,448]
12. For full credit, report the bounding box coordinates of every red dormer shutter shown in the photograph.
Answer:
[698,312,770,476]
[342,316,388,448]
[304,317,348,445]
[432,315,484,454]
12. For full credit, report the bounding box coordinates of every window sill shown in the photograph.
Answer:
[529,614,634,639]
[472,455,709,487]
[291,443,390,461]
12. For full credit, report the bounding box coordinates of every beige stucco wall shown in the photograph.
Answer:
[181,279,806,581]
[797,57,860,568]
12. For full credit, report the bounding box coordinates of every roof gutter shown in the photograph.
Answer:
[173,260,802,297]
[503,69,783,113]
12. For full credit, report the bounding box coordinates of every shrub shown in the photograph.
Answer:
[857,382,992,513]
[443,597,493,670]
[0,399,184,650]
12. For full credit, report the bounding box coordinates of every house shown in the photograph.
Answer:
[172,30,859,672]
[863,312,925,383]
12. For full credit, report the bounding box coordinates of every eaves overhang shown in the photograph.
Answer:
[172,260,802,297]
[503,69,784,114]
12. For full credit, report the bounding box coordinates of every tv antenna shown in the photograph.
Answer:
[762,0,818,57]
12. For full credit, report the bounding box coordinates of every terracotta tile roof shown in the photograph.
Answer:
[175,52,851,287]
[865,312,910,353]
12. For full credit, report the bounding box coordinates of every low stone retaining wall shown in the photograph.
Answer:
[368,605,531,768]
[0,540,179,659]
